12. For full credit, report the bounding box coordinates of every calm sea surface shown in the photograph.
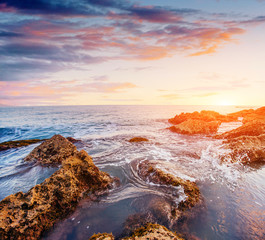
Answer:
[0,105,264,239]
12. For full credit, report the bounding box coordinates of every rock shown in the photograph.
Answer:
[169,119,221,135]
[215,121,265,139]
[24,134,78,164]
[227,106,265,124]
[169,110,237,125]
[0,139,44,152]
[121,223,184,240]
[0,136,117,240]
[89,233,114,240]
[66,137,81,143]
[223,134,265,164]
[129,137,149,143]
[138,162,201,212]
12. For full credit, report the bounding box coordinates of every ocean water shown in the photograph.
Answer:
[0,105,264,240]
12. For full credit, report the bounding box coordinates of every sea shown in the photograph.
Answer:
[0,105,264,240]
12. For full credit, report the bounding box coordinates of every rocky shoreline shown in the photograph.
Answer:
[0,106,264,239]
[0,135,119,240]
[168,106,265,165]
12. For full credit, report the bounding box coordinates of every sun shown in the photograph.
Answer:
[216,99,234,106]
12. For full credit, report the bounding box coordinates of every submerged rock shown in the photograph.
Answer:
[169,110,236,125]
[89,233,114,240]
[0,136,117,240]
[0,139,44,152]
[129,137,149,143]
[24,134,78,164]
[169,119,221,135]
[66,137,81,143]
[122,223,184,240]
[223,134,265,164]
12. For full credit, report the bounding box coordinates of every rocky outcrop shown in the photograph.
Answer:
[24,134,78,164]
[0,139,44,152]
[227,106,265,124]
[169,110,237,125]
[169,119,221,135]
[223,134,265,164]
[138,161,201,212]
[89,233,114,240]
[122,223,184,240]
[129,137,149,143]
[215,121,265,139]
[0,136,118,240]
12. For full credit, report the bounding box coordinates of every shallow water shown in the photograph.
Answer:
[0,105,264,239]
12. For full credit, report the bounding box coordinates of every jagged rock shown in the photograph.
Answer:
[129,137,149,143]
[169,119,221,135]
[215,121,265,139]
[169,110,237,125]
[223,134,265,164]
[122,223,184,240]
[228,106,265,124]
[89,233,114,240]
[138,161,201,212]
[0,139,44,152]
[0,136,118,240]
[121,162,202,238]
[24,134,78,164]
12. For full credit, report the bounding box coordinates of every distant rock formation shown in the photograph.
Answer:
[169,110,237,125]
[169,119,221,135]
[0,135,118,240]
[228,106,265,124]
[129,137,149,142]
[215,106,265,164]
[0,139,44,152]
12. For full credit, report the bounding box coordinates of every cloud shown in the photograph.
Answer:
[0,0,264,83]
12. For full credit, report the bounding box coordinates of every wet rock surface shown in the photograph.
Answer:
[169,119,221,135]
[138,161,201,212]
[122,223,184,240]
[24,134,78,164]
[89,232,115,240]
[223,134,265,164]
[0,135,117,240]
[129,137,149,143]
[0,139,45,152]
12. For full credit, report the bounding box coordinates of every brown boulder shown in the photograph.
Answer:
[0,137,117,240]
[24,134,78,164]
[223,134,265,164]
[129,137,149,143]
[0,139,44,152]
[169,110,237,125]
[169,119,221,135]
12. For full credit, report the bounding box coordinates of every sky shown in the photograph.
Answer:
[0,0,265,106]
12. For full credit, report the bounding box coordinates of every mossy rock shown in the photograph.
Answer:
[89,232,114,240]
